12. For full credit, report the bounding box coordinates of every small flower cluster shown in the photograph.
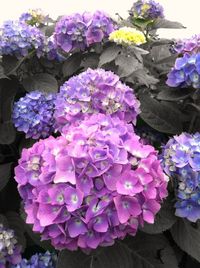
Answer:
[0,20,45,58]
[166,53,200,88]
[109,27,146,46]
[15,114,168,251]
[10,251,57,268]
[54,11,116,53]
[54,68,140,131]
[19,9,49,26]
[173,34,200,55]
[162,132,200,222]
[12,91,56,139]
[44,36,65,62]
[130,0,164,21]
[0,224,22,268]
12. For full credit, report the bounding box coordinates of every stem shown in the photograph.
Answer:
[189,113,197,133]
[90,256,94,268]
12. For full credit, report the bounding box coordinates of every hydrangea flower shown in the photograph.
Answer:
[162,132,200,222]
[0,20,45,58]
[10,251,57,268]
[0,224,22,268]
[109,27,146,46]
[12,90,56,139]
[15,114,168,251]
[43,36,65,62]
[54,11,116,53]
[166,53,200,88]
[19,9,49,26]
[130,0,164,20]
[173,34,200,55]
[54,68,140,131]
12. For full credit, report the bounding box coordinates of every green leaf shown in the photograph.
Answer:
[157,87,194,101]
[0,122,16,144]
[115,54,142,77]
[171,219,200,262]
[22,73,58,93]
[62,53,82,77]
[139,93,183,134]
[57,243,133,268]
[99,44,121,66]
[0,162,13,191]
[141,195,177,234]
[127,69,159,87]
[152,19,185,29]
[2,55,19,75]
[6,211,26,251]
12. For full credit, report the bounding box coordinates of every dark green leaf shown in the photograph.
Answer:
[22,73,58,93]
[0,65,7,79]
[141,195,177,234]
[127,69,159,87]
[139,93,183,134]
[62,53,82,77]
[81,53,99,70]
[0,162,13,191]
[152,19,185,29]
[171,219,200,262]
[157,87,194,101]
[99,44,121,66]
[115,54,142,77]
[2,55,19,75]
[6,211,26,251]
[57,243,133,268]
[0,122,16,144]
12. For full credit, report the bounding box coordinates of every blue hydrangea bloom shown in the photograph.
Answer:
[0,20,45,58]
[12,91,56,139]
[130,0,164,20]
[10,251,57,268]
[162,132,200,222]
[166,53,200,89]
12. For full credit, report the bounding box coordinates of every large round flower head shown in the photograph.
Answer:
[10,251,57,268]
[54,11,116,53]
[0,20,45,58]
[15,114,168,251]
[12,90,56,140]
[109,27,146,46]
[19,9,49,26]
[54,68,140,131]
[173,34,200,55]
[0,224,22,268]
[130,0,164,20]
[162,132,200,222]
[166,53,200,89]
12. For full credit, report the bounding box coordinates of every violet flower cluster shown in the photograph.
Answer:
[173,34,200,55]
[19,9,49,27]
[0,20,45,58]
[12,90,56,140]
[0,224,22,268]
[54,68,140,131]
[10,251,57,268]
[130,0,164,21]
[162,132,200,222]
[166,53,200,88]
[54,11,116,53]
[15,114,168,251]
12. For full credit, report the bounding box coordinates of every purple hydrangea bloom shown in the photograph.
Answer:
[54,11,116,53]
[173,35,200,55]
[54,68,140,131]
[166,53,200,89]
[10,251,57,268]
[15,114,168,251]
[162,132,200,222]
[130,0,164,20]
[19,9,49,27]
[12,90,56,139]
[0,224,22,268]
[0,20,45,58]
[43,36,66,62]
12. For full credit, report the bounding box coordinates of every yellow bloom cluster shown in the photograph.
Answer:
[109,27,146,46]
[28,9,47,26]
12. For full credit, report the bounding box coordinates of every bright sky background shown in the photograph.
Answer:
[0,0,199,39]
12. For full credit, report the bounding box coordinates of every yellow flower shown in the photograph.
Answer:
[109,27,146,46]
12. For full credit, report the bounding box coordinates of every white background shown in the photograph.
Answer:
[0,0,199,38]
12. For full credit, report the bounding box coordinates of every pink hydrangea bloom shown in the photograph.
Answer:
[15,114,168,251]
